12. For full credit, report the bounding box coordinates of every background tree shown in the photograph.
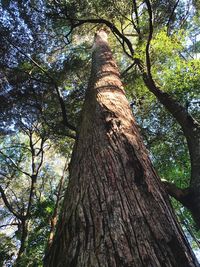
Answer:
[0,119,70,266]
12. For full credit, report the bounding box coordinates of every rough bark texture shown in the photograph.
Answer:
[44,30,199,267]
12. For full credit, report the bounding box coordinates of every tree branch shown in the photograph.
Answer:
[0,185,23,220]
[66,18,134,57]
[144,0,153,77]
[0,223,19,228]
[162,180,190,204]
[132,0,141,39]
[166,0,180,35]
[121,62,136,77]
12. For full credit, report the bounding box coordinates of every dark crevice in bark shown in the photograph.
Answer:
[82,203,90,249]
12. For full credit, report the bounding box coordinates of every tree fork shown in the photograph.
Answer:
[44,30,199,267]
[162,180,200,229]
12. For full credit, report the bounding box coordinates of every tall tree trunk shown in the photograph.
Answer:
[44,30,199,267]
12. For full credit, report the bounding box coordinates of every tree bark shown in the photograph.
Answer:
[44,30,199,267]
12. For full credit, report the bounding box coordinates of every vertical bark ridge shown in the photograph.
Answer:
[44,30,199,267]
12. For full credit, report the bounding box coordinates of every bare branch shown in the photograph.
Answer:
[9,187,23,213]
[35,143,45,176]
[166,0,180,35]
[132,0,141,38]
[0,185,23,220]
[0,223,19,229]
[121,62,136,77]
[144,0,153,77]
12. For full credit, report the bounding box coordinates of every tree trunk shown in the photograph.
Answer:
[44,30,199,267]
[47,163,67,247]
[15,220,29,267]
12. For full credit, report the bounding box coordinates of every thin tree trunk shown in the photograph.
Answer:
[47,163,67,247]
[44,30,199,267]
[15,175,37,265]
[15,220,29,267]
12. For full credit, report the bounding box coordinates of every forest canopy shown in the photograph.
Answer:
[0,0,200,266]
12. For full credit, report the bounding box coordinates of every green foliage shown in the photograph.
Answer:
[32,199,55,222]
[151,28,184,61]
[0,127,70,266]
[0,233,15,266]
[17,200,56,267]
[149,28,200,118]
[172,199,200,250]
